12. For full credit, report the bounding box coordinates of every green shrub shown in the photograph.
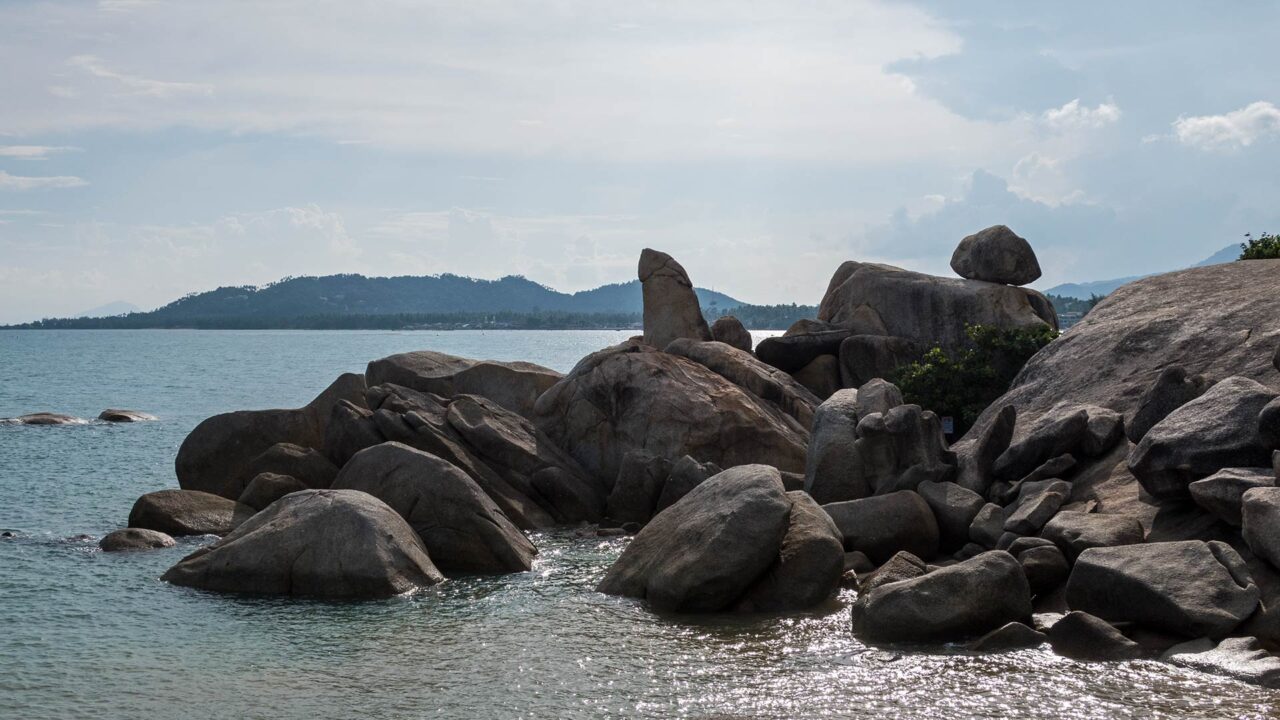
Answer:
[891,323,1058,437]
[1240,232,1280,260]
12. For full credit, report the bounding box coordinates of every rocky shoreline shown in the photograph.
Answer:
[95,228,1280,690]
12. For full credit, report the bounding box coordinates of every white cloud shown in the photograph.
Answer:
[0,145,78,159]
[1173,101,1280,150]
[67,54,213,98]
[0,170,88,190]
[1041,99,1121,131]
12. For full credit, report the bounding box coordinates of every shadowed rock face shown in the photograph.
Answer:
[366,351,561,419]
[709,316,753,353]
[639,248,712,351]
[176,373,366,499]
[950,225,1042,286]
[161,489,444,598]
[533,340,809,483]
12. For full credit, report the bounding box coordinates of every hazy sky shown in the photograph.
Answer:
[2,1,1278,323]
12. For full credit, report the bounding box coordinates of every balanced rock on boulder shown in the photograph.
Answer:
[950,225,1042,286]
[639,248,712,351]
[162,489,444,598]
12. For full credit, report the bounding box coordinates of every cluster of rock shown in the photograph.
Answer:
[2,409,156,425]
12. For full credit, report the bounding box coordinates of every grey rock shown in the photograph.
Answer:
[1126,366,1210,444]
[665,338,819,428]
[849,551,930,631]
[1165,636,1280,689]
[1066,540,1259,637]
[1129,376,1278,498]
[954,405,1016,497]
[736,491,845,612]
[792,354,842,400]
[606,451,672,526]
[229,442,339,498]
[1243,487,1280,570]
[916,481,986,551]
[967,622,1047,652]
[597,465,792,612]
[855,378,904,418]
[1188,468,1275,526]
[969,503,1007,548]
[1261,397,1280,450]
[1048,611,1143,661]
[1081,406,1124,457]
[950,225,1042,286]
[849,405,956,496]
[323,399,383,467]
[803,389,864,504]
[128,489,255,537]
[366,350,561,419]
[639,248,712,351]
[176,373,366,498]
[823,490,939,564]
[709,315,753,353]
[854,551,1033,644]
[1004,485,1067,535]
[1018,544,1070,596]
[331,442,537,574]
[654,455,722,513]
[99,528,175,552]
[1006,535,1056,557]
[1040,511,1145,561]
[838,334,921,389]
[237,473,307,512]
[844,551,874,574]
[98,409,157,422]
[3,412,86,425]
[161,489,444,598]
[993,404,1089,482]
[756,321,851,373]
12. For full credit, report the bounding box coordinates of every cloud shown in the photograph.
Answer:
[0,170,88,190]
[1042,99,1121,131]
[1173,101,1280,150]
[67,54,213,98]
[0,145,78,159]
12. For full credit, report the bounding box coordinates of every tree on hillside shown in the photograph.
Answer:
[1239,232,1280,260]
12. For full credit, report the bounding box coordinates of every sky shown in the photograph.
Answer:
[1,1,1278,323]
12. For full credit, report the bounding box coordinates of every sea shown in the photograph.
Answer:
[0,329,1275,719]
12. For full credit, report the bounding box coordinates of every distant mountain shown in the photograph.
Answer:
[1045,244,1238,299]
[76,301,141,318]
[22,274,744,327]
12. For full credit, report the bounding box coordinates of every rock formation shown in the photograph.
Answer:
[638,248,712,350]
[949,225,1042,286]
[709,315,753,353]
[366,351,561,419]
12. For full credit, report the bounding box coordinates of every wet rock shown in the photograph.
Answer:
[954,405,1016,497]
[639,248,712,351]
[1189,468,1275,527]
[736,492,845,612]
[5,412,86,425]
[838,335,921,389]
[665,338,819,428]
[854,551,1032,644]
[949,225,1042,286]
[332,442,537,574]
[533,340,809,483]
[237,473,307,512]
[792,354,841,400]
[162,489,444,598]
[323,399,383,467]
[709,315,753,353]
[1126,366,1210,444]
[176,373,366,499]
[969,503,1006,548]
[99,528,176,552]
[1040,511,1145,562]
[128,489,255,537]
[606,451,672,526]
[1066,540,1259,637]
[1243,487,1280,571]
[1047,611,1143,661]
[1164,636,1280,689]
[1129,376,1278,499]
[98,409,157,422]
[967,622,1046,652]
[654,455,722,513]
[823,490,939,564]
[916,481,985,551]
[229,442,339,498]
[597,465,793,612]
[366,351,561,419]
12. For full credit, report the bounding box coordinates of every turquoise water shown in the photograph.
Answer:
[0,329,1275,719]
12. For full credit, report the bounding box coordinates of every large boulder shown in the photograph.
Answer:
[323,399,383,467]
[822,490,939,563]
[1261,397,1280,450]
[709,315,753,353]
[639,248,712,351]
[366,351,561,419]
[532,340,809,483]
[99,528,175,552]
[1129,376,1278,499]
[176,373,366,499]
[916,481,985,551]
[993,403,1090,482]
[664,338,819,428]
[949,225,1042,286]
[1066,540,1259,637]
[735,491,845,612]
[817,261,1056,355]
[654,455,721,513]
[953,405,1016,497]
[838,335,922,389]
[161,489,445,598]
[803,389,862,504]
[845,405,956,497]
[331,442,536,574]
[756,322,851,374]
[227,442,339,498]
[1126,366,1209,444]
[1040,511,1145,561]
[597,465,793,612]
[1242,487,1280,571]
[128,489,254,537]
[854,551,1032,644]
[1189,468,1275,527]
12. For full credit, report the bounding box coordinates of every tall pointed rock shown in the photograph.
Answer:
[639,248,712,350]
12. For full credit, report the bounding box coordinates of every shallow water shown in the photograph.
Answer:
[0,329,1275,719]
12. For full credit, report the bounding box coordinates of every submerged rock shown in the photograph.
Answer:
[967,622,1046,652]
[99,528,175,552]
[639,248,712,351]
[1047,611,1143,661]
[3,412,86,425]
[162,489,444,598]
[98,409,157,422]
[128,489,255,537]
[1164,636,1280,689]
[949,225,1042,286]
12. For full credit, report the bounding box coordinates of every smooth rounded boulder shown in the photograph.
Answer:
[1125,366,1208,444]
[128,489,255,537]
[229,442,339,498]
[596,465,793,612]
[709,315,753,353]
[332,442,536,574]
[162,489,444,598]
[735,491,844,613]
[855,551,1032,644]
[1047,611,1143,661]
[99,528,175,552]
[237,472,307,512]
[949,225,1042,286]
[98,409,157,422]
[1065,540,1259,638]
[822,491,939,563]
